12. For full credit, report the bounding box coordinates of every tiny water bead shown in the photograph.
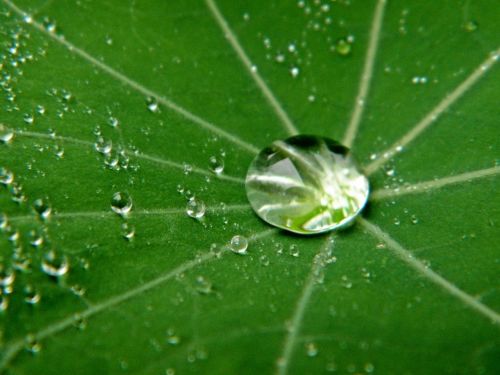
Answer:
[245,135,369,235]
[230,235,248,254]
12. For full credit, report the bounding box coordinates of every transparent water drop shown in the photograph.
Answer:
[464,20,478,32]
[0,167,14,185]
[305,342,318,357]
[0,267,15,288]
[0,124,14,144]
[230,235,248,254]
[245,135,369,234]
[23,113,34,125]
[24,285,41,305]
[111,192,133,217]
[364,362,375,373]
[335,37,352,56]
[41,250,69,277]
[94,137,112,155]
[24,334,42,353]
[341,275,352,289]
[33,198,51,220]
[73,313,88,330]
[43,17,56,33]
[69,284,86,297]
[290,66,300,78]
[121,223,135,241]
[186,197,206,219]
[166,328,181,345]
[289,244,300,257]
[195,276,213,295]
[259,255,270,266]
[108,116,119,128]
[36,104,46,115]
[208,155,224,175]
[0,294,9,312]
[393,217,401,226]
[410,214,419,224]
[146,97,159,113]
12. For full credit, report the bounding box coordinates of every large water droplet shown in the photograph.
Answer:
[245,135,369,234]
[111,192,133,217]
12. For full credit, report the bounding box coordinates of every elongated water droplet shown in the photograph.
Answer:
[230,235,248,254]
[245,135,369,234]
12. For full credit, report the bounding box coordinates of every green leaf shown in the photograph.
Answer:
[1,0,499,374]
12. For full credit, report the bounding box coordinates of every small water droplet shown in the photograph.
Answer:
[393,217,401,226]
[24,285,41,305]
[364,362,375,373]
[108,116,119,128]
[289,244,300,257]
[230,235,248,254]
[195,276,213,295]
[335,37,352,56]
[23,113,34,125]
[94,137,112,155]
[259,255,270,266]
[208,155,224,175]
[305,342,318,357]
[186,197,206,219]
[0,167,14,185]
[42,17,56,33]
[111,192,133,217]
[464,20,478,32]
[0,124,14,144]
[25,334,42,353]
[341,275,352,289]
[290,66,300,78]
[166,328,180,345]
[410,214,419,224]
[33,198,51,220]
[121,223,135,241]
[145,97,159,112]
[0,266,15,288]
[41,250,69,277]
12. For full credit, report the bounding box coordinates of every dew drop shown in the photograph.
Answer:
[0,294,9,312]
[111,192,133,217]
[41,250,69,277]
[146,97,159,112]
[108,116,119,128]
[230,235,248,254]
[289,244,300,257]
[0,124,14,144]
[245,135,369,234]
[195,276,213,295]
[208,155,224,175]
[0,266,15,288]
[33,198,51,220]
[25,334,42,354]
[335,37,352,56]
[290,66,300,78]
[94,137,112,155]
[305,342,318,357]
[464,20,478,32]
[0,167,14,185]
[186,197,206,219]
[166,328,181,345]
[259,255,270,266]
[121,222,135,241]
[23,113,34,125]
[24,285,41,305]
